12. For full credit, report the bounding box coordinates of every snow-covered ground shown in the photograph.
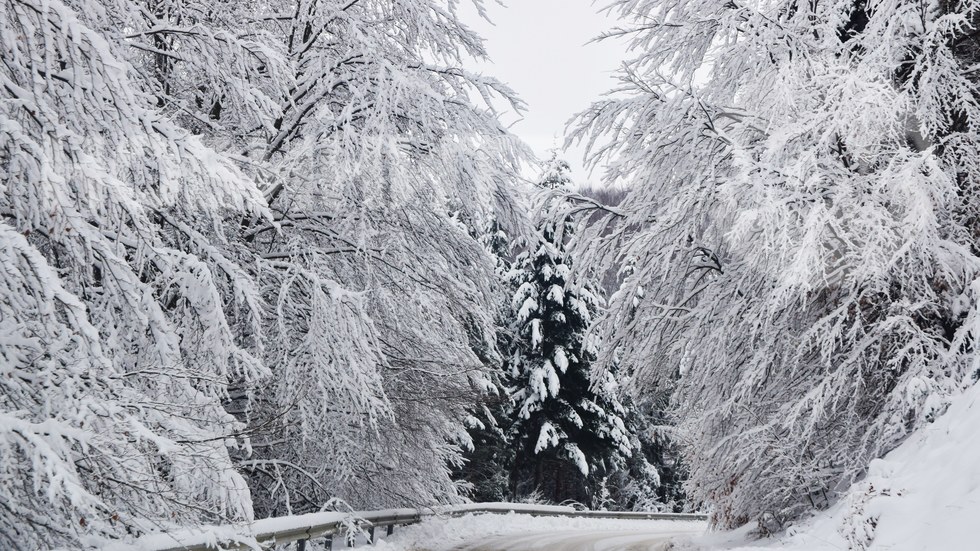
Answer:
[677,381,980,551]
[370,513,707,551]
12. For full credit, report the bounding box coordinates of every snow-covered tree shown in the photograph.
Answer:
[225,0,524,512]
[124,0,533,516]
[569,0,980,529]
[539,151,574,190]
[599,393,688,512]
[506,219,632,504]
[1,0,269,546]
[2,0,532,545]
[456,397,515,502]
[456,218,520,502]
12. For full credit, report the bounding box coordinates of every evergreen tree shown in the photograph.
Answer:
[599,394,688,512]
[505,219,632,504]
[539,151,573,191]
[457,398,515,502]
[457,219,518,502]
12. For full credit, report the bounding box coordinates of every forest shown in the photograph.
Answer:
[2,0,979,549]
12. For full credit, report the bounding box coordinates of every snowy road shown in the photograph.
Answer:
[449,527,704,551]
[369,512,707,551]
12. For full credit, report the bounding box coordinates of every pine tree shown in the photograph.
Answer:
[599,394,688,512]
[456,218,518,502]
[505,219,632,504]
[457,398,515,502]
[539,151,573,191]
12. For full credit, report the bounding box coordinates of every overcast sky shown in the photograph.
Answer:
[459,1,628,187]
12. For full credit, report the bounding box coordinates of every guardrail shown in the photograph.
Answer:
[111,503,707,551]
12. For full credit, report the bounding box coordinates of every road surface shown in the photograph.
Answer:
[450,527,704,551]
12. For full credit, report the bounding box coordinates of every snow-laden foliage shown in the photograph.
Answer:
[2,0,530,545]
[539,152,574,192]
[207,0,530,515]
[567,0,980,529]
[455,219,520,503]
[1,0,267,545]
[506,211,632,503]
[597,392,690,513]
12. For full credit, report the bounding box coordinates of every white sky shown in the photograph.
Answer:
[459,0,628,187]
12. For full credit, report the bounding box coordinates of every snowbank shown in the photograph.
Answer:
[698,381,980,551]
[837,379,980,550]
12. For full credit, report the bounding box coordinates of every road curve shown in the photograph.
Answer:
[451,528,703,551]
